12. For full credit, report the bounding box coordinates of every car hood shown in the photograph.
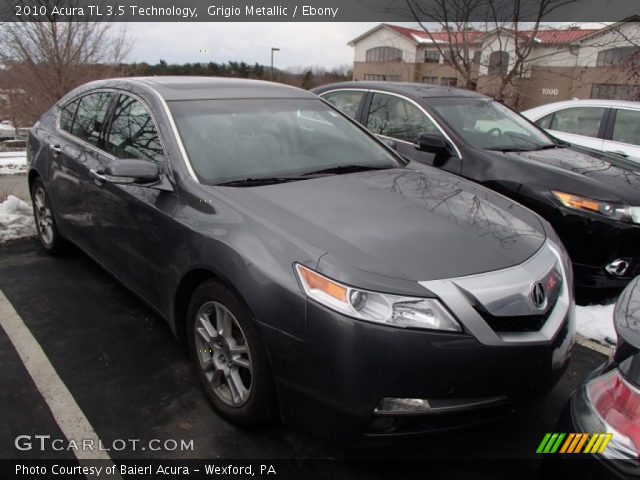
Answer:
[216,167,546,282]
[507,146,640,204]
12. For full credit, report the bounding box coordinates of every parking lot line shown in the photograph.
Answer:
[0,288,123,477]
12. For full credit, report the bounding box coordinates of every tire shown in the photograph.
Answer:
[187,280,276,426]
[31,178,67,255]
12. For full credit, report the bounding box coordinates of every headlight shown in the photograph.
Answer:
[552,191,640,224]
[295,264,462,332]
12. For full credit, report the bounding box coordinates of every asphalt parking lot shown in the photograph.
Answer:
[0,237,607,478]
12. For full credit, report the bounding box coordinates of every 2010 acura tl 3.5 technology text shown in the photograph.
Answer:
[28,77,575,440]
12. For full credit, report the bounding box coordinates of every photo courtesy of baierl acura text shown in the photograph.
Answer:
[0,0,639,478]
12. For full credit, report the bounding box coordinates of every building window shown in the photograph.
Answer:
[363,74,402,81]
[488,51,509,76]
[424,50,440,63]
[441,77,457,87]
[596,47,640,67]
[422,76,438,84]
[365,46,403,62]
[591,84,640,100]
[472,51,481,64]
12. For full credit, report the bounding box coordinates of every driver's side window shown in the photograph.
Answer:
[366,93,439,144]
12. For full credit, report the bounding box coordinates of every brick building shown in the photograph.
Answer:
[349,21,640,110]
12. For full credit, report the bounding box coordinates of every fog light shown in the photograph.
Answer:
[606,259,631,277]
[374,396,507,415]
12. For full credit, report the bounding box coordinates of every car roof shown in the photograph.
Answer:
[84,76,316,101]
[313,81,486,100]
[522,99,640,116]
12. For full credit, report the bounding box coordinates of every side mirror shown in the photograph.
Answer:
[105,159,160,183]
[417,133,449,154]
[613,276,640,362]
[91,159,161,186]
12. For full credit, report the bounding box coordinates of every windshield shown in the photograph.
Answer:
[428,97,556,151]
[169,98,401,185]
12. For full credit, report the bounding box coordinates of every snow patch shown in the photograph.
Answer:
[0,151,27,175]
[0,194,36,242]
[575,303,617,347]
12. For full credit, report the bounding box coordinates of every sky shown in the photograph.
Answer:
[118,22,380,70]
[118,22,612,70]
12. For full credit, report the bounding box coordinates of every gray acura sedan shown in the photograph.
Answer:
[28,77,575,440]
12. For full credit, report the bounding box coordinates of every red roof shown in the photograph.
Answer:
[384,23,597,45]
[532,29,599,43]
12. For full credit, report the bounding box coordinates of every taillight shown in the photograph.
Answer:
[586,369,640,460]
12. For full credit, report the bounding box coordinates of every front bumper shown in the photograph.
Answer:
[550,209,640,290]
[267,298,574,440]
[262,241,574,441]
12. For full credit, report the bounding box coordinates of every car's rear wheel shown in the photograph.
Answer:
[187,280,276,426]
[31,178,66,254]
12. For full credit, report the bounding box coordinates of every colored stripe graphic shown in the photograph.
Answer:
[584,433,599,453]
[559,433,575,453]
[537,433,613,454]
[550,433,566,453]
[574,433,589,453]
[537,433,552,453]
[597,433,613,453]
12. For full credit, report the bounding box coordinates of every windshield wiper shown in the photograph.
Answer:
[528,143,566,151]
[216,176,303,187]
[485,147,532,152]
[486,144,562,153]
[301,164,388,176]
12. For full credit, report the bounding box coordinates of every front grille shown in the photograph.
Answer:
[474,301,556,333]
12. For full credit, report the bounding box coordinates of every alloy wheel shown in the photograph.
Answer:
[194,301,253,407]
[33,186,54,246]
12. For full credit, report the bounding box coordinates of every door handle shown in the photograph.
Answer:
[607,150,628,157]
[90,169,107,183]
[49,144,61,156]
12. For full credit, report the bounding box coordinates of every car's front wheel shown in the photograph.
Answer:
[31,178,66,254]
[187,280,276,426]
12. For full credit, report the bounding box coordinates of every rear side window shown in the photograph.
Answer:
[69,93,113,146]
[321,91,365,120]
[366,93,439,143]
[611,109,640,146]
[548,107,606,138]
[105,95,164,164]
[59,100,79,133]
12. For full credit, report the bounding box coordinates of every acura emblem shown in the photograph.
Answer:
[531,282,547,309]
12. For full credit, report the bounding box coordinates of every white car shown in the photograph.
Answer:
[522,99,640,162]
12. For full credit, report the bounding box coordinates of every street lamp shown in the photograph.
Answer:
[270,47,280,81]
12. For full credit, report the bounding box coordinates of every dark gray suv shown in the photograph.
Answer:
[28,77,575,440]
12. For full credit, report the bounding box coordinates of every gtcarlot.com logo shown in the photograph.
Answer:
[536,432,613,454]
[15,435,194,452]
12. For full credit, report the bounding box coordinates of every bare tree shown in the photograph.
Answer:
[406,0,576,103]
[0,0,129,126]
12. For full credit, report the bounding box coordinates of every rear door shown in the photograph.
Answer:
[537,106,608,151]
[601,108,640,162]
[49,91,115,251]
